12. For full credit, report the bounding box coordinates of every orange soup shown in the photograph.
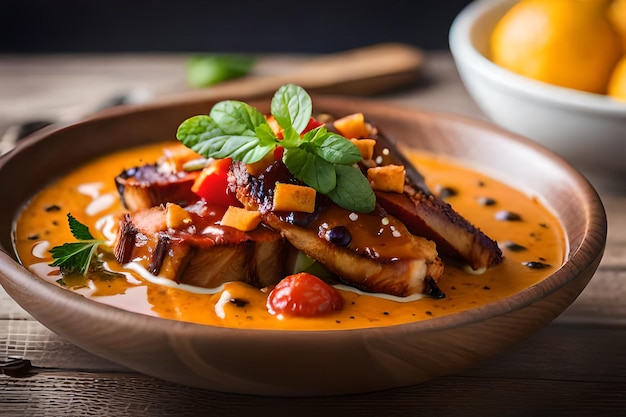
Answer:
[13,142,566,330]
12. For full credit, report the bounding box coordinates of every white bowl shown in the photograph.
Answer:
[449,0,626,184]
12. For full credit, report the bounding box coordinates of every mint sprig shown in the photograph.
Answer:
[176,84,376,213]
[49,214,106,276]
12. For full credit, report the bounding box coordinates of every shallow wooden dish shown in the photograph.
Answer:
[0,95,606,396]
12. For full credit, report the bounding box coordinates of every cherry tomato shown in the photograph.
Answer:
[191,158,242,207]
[267,272,343,317]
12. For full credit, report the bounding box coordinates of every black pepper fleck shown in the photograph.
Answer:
[522,261,551,269]
[27,234,40,240]
[483,285,491,290]
[478,196,497,206]
[425,311,433,316]
[383,311,389,315]
[229,298,248,307]
[44,205,61,212]
[496,210,522,221]
[504,241,527,252]
[437,186,458,199]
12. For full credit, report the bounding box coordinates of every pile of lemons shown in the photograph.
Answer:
[490,0,626,101]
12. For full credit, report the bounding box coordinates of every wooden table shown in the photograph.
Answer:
[1,51,625,417]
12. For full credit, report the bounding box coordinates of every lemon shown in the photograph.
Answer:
[490,0,623,94]
[608,55,626,100]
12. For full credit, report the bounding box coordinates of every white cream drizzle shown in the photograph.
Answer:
[86,193,116,216]
[96,214,119,244]
[333,284,426,302]
[214,289,233,319]
[31,241,50,259]
[123,262,226,295]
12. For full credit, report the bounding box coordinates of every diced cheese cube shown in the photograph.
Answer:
[333,112,370,138]
[273,183,317,213]
[220,206,262,232]
[367,165,406,193]
[165,203,193,229]
[350,138,377,160]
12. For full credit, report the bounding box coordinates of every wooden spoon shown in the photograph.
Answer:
[152,43,424,105]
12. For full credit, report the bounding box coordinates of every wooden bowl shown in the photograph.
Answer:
[0,95,607,396]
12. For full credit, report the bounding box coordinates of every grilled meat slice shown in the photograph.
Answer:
[368,131,503,271]
[230,161,445,298]
[374,189,502,271]
[115,163,200,211]
[113,201,284,289]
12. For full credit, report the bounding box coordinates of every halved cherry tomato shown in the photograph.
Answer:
[267,272,343,317]
[191,158,242,207]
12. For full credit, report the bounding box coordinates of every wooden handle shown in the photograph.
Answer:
[155,43,424,106]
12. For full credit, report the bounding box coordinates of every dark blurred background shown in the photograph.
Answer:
[0,0,473,53]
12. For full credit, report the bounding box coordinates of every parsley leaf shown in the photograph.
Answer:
[49,214,105,276]
[176,84,376,213]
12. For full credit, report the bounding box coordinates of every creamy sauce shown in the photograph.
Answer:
[13,142,566,330]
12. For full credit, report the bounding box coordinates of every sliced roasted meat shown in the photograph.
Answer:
[230,161,445,298]
[367,130,503,271]
[113,201,284,289]
[115,163,200,211]
[374,189,502,271]
[322,114,502,271]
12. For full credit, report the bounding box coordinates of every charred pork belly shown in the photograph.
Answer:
[113,201,283,289]
[321,115,503,271]
[368,132,503,271]
[230,161,445,298]
[115,164,200,212]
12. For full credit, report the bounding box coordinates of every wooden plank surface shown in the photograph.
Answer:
[1,51,625,416]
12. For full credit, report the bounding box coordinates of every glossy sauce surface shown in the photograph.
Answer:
[13,142,566,330]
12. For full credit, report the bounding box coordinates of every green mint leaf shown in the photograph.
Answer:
[210,100,268,135]
[177,105,277,164]
[177,115,225,149]
[68,213,94,240]
[327,165,376,213]
[186,55,255,88]
[305,128,363,164]
[271,84,312,133]
[283,148,336,194]
[198,135,265,162]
